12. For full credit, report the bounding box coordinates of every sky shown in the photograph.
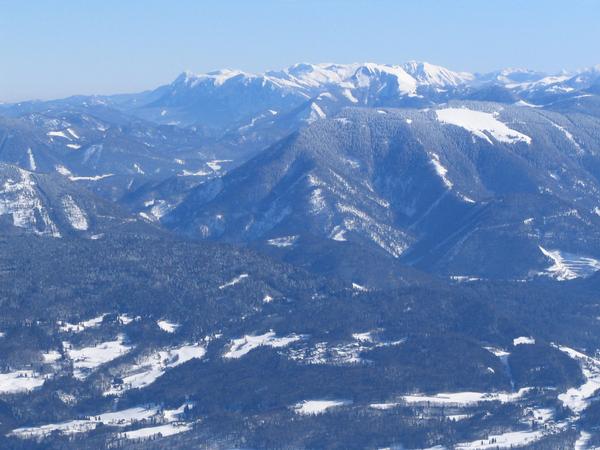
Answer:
[1,0,599,102]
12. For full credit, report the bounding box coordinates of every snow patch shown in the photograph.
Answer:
[267,235,299,248]
[0,370,46,395]
[430,153,453,189]
[223,331,302,359]
[157,320,179,333]
[59,314,106,333]
[120,423,192,441]
[105,344,206,396]
[436,108,532,145]
[61,195,89,231]
[65,334,132,380]
[26,148,36,171]
[292,399,351,415]
[218,273,249,289]
[538,246,600,281]
[513,336,535,346]
[402,389,531,406]
[556,345,600,414]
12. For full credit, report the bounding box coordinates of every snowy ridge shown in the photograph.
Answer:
[0,167,61,237]
[61,194,89,231]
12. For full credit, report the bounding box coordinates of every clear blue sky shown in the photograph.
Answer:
[1,0,599,102]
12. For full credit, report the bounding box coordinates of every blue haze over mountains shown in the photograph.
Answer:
[2,60,600,448]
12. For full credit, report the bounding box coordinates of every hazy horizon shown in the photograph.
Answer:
[2,0,599,102]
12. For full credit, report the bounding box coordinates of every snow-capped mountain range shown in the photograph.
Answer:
[4,61,600,448]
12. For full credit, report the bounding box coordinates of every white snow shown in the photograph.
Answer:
[352,331,374,342]
[0,370,46,394]
[118,314,135,325]
[513,336,535,346]
[11,405,166,438]
[55,165,73,176]
[538,246,600,281]
[306,102,326,123]
[47,131,71,140]
[66,143,81,150]
[402,61,474,87]
[65,334,132,380]
[0,168,61,237]
[42,350,62,364]
[120,423,192,440]
[550,122,583,152]
[292,399,351,415]
[59,314,107,333]
[157,320,179,333]
[218,273,249,289]
[223,331,302,359]
[61,195,89,231]
[66,128,79,139]
[287,337,404,366]
[105,343,206,396]
[436,108,532,145]
[455,429,549,449]
[556,345,600,414]
[430,153,453,189]
[354,63,417,95]
[206,159,232,171]
[401,389,530,406]
[26,148,36,171]
[330,227,347,241]
[69,173,114,182]
[180,168,211,176]
[575,431,592,450]
[352,283,368,292]
[370,402,400,410]
[267,235,299,248]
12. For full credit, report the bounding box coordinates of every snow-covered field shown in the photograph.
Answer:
[59,314,107,333]
[120,423,192,440]
[292,400,351,415]
[65,334,132,379]
[223,331,302,359]
[105,343,206,396]
[556,345,600,414]
[157,319,179,333]
[436,107,532,145]
[11,403,192,439]
[400,389,530,406]
[455,429,549,449]
[0,370,46,395]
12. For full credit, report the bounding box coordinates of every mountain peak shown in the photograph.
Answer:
[174,68,254,87]
[401,60,474,86]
